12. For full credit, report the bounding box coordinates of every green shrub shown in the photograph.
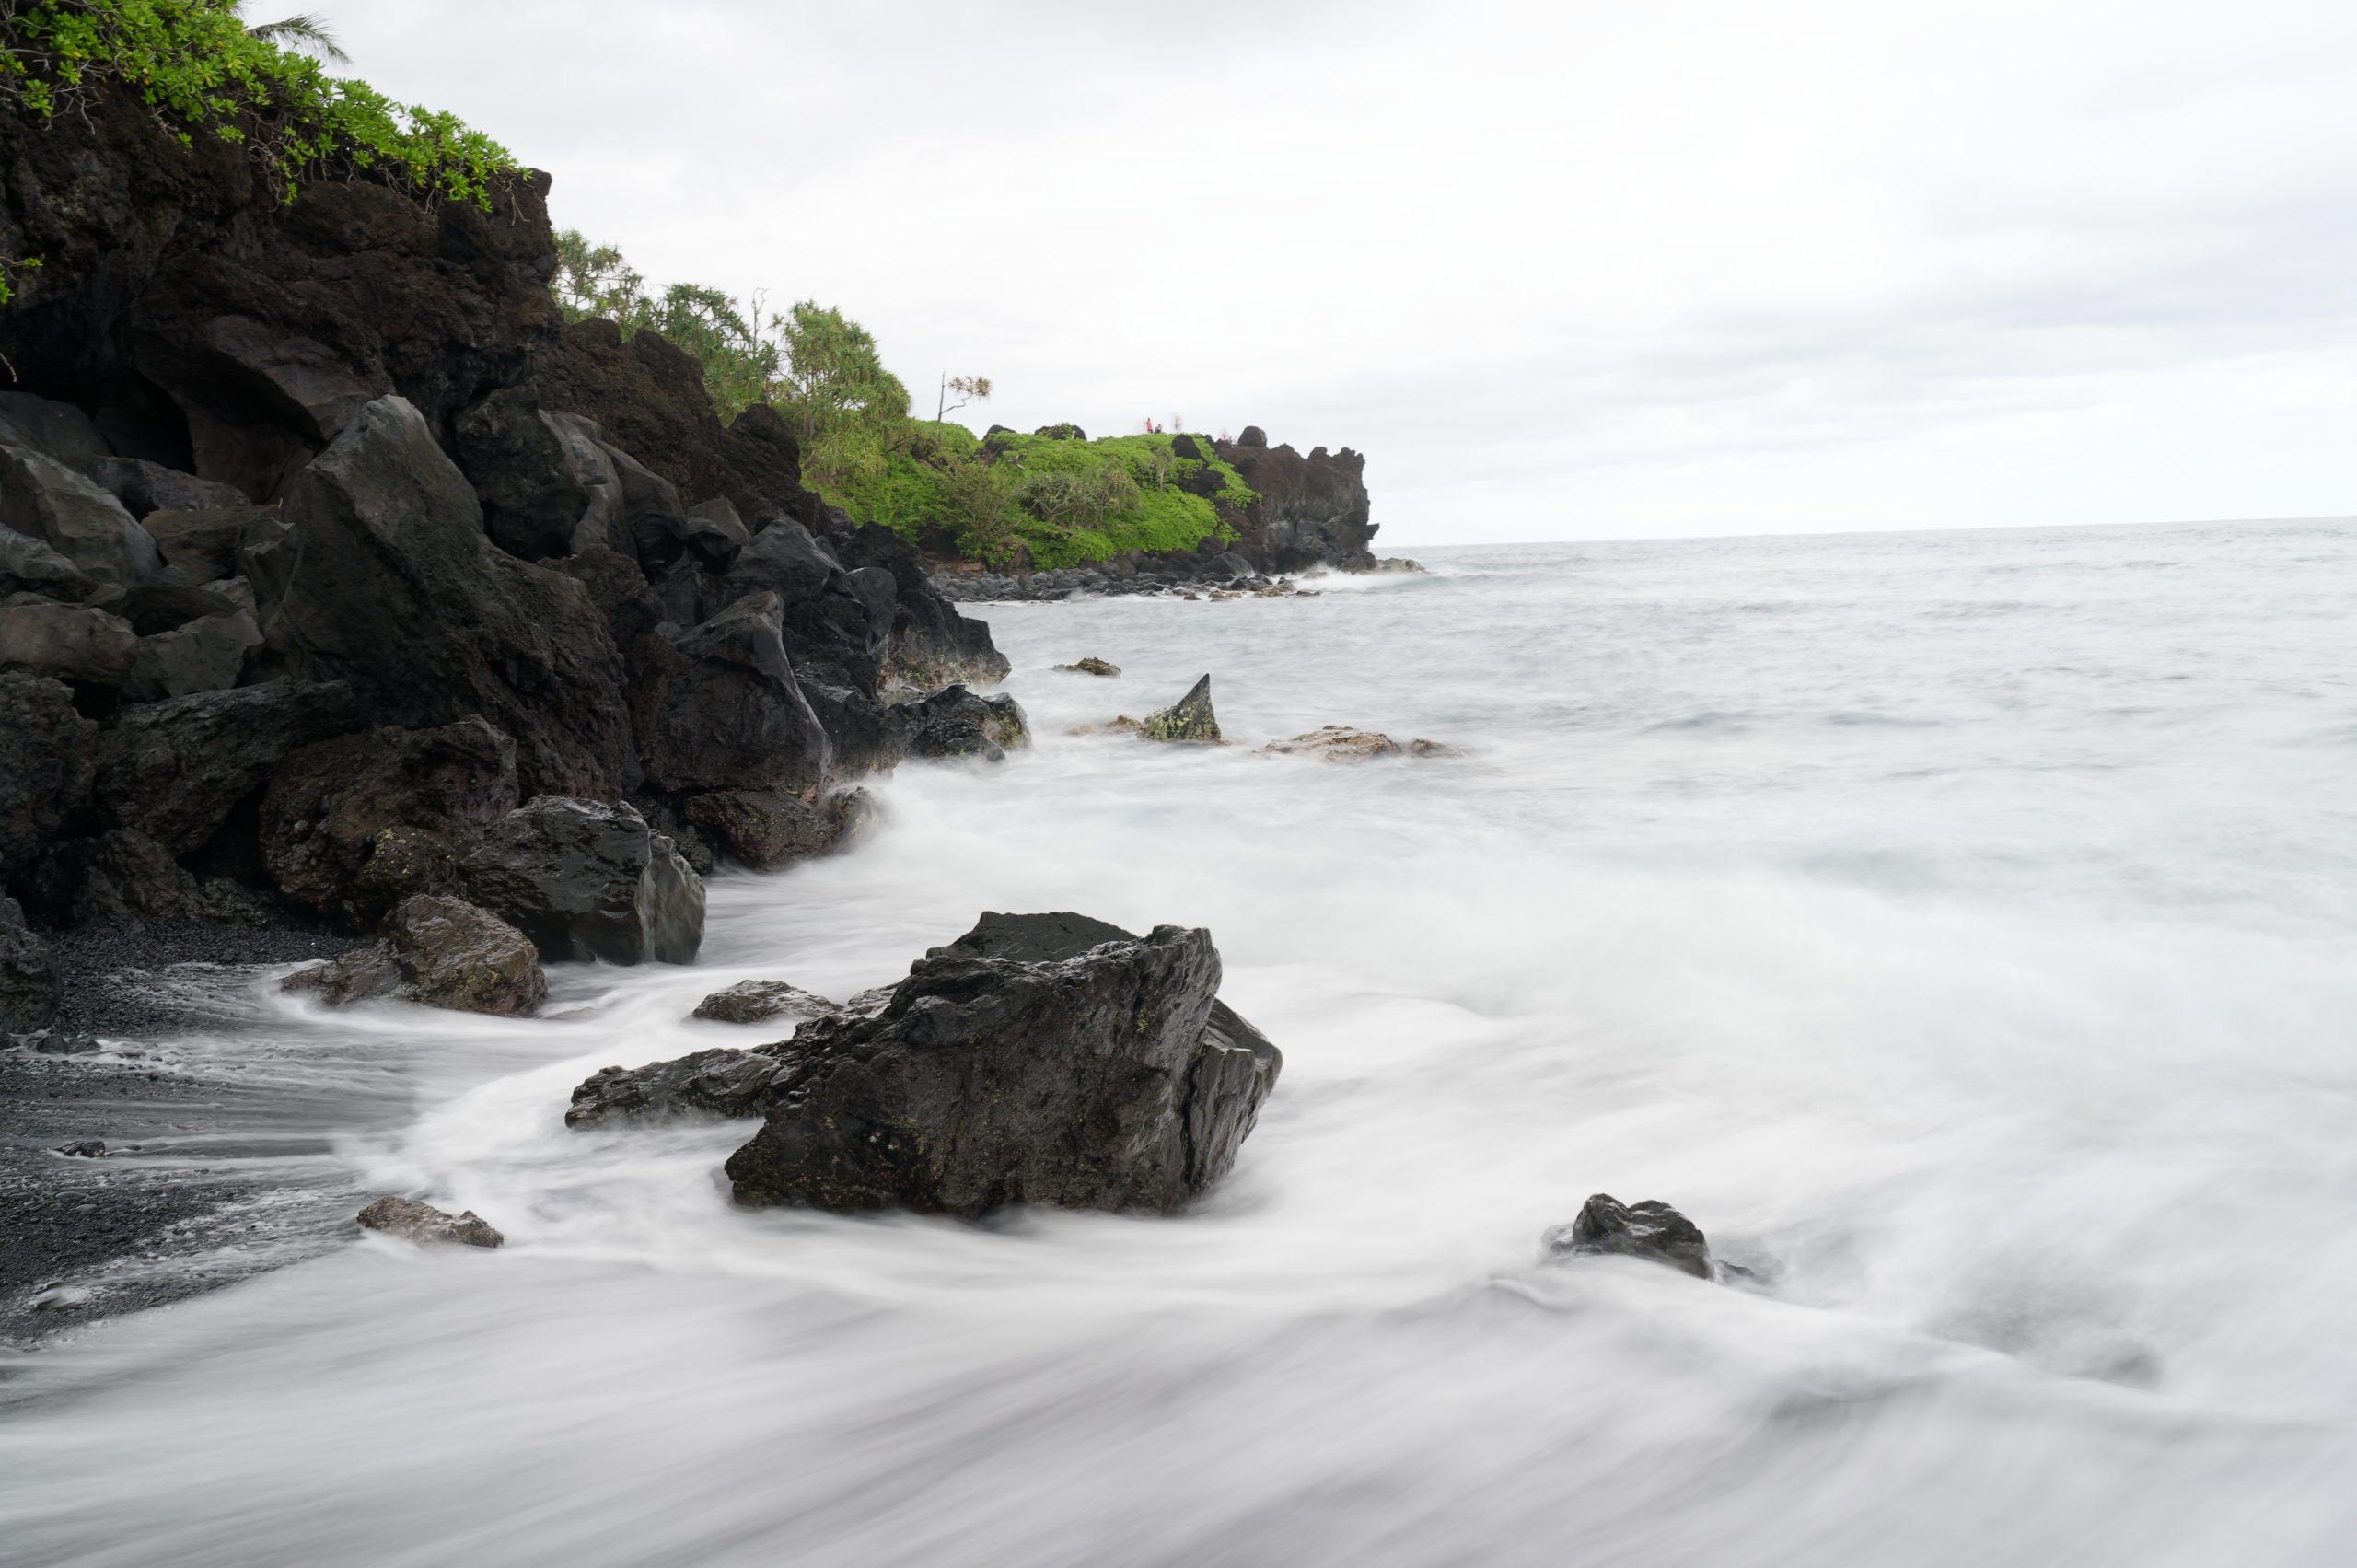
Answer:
[0,0,518,299]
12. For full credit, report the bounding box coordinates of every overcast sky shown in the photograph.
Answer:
[316,0,2357,546]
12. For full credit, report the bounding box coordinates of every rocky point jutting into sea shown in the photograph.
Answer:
[0,73,1326,1333]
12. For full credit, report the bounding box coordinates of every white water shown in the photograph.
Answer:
[6,521,2357,1566]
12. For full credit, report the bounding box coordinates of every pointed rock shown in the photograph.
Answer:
[1143,674,1220,742]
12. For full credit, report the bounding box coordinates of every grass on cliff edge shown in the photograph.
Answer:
[0,0,517,296]
[836,424,1255,571]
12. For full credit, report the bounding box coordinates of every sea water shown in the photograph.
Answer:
[3,520,2355,1566]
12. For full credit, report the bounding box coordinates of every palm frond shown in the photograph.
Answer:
[246,14,351,64]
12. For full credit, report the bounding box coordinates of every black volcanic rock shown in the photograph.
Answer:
[459,795,703,965]
[722,913,1281,1217]
[257,715,517,918]
[1542,1194,1712,1279]
[0,895,58,1032]
[260,395,635,798]
[644,591,830,797]
[94,679,357,858]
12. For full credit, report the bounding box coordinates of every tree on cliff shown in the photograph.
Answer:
[775,301,910,490]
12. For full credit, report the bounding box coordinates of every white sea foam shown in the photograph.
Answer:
[4,520,2355,1565]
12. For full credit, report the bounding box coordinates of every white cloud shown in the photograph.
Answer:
[325,0,2357,542]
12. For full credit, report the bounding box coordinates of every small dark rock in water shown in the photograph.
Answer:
[691,979,842,1025]
[723,911,1280,1217]
[566,1047,799,1129]
[1407,738,1457,757]
[55,1139,105,1157]
[1054,657,1120,677]
[900,682,1029,756]
[283,894,547,1016]
[29,1031,99,1055]
[1143,675,1220,742]
[355,1195,504,1249]
[1259,726,1401,762]
[1542,1193,1712,1279]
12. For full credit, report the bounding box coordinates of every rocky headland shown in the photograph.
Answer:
[0,52,1301,1333]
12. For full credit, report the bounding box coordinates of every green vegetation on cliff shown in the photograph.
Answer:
[553,229,1254,567]
[0,2,518,226]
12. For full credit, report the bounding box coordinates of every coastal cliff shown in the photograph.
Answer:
[0,73,1006,964]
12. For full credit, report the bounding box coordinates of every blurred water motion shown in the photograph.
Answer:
[5,521,2356,1566]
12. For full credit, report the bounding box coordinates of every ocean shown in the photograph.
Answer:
[4,519,2355,1565]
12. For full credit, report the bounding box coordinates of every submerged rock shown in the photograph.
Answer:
[1542,1193,1712,1280]
[1142,675,1221,742]
[355,1195,505,1249]
[722,911,1280,1217]
[691,978,844,1025]
[1260,726,1402,761]
[1054,657,1120,677]
[566,1046,798,1129]
[284,893,547,1016]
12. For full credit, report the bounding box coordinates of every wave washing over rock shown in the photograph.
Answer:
[5,523,2357,1564]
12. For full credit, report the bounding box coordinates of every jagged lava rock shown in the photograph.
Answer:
[567,1048,799,1129]
[1055,657,1120,677]
[644,590,831,796]
[1542,1194,1712,1280]
[1260,726,1402,761]
[1143,675,1221,742]
[258,715,517,917]
[284,893,547,1016]
[259,396,634,798]
[356,1196,504,1249]
[722,912,1281,1218]
[95,679,357,857]
[0,444,162,585]
[459,796,703,965]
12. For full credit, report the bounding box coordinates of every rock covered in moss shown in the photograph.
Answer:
[1260,726,1402,761]
[900,682,1028,762]
[1542,1194,1712,1279]
[1054,657,1120,677]
[356,1196,504,1249]
[1142,674,1220,742]
[284,893,546,1016]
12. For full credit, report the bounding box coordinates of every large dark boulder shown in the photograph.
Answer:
[1542,1194,1713,1280]
[0,672,96,883]
[0,522,101,600]
[94,679,357,858]
[0,600,137,687]
[459,795,703,965]
[138,505,277,586]
[0,444,162,585]
[258,715,517,917]
[0,895,58,1033]
[89,456,249,517]
[259,395,634,798]
[900,682,1028,761]
[283,893,546,1016]
[552,545,680,765]
[683,786,869,871]
[644,591,830,797]
[453,387,624,563]
[123,608,261,702]
[722,912,1281,1217]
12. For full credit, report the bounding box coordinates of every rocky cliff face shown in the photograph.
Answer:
[0,82,1007,947]
[1215,426,1376,573]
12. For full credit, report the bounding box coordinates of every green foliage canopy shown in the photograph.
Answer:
[550,230,1256,568]
[0,0,518,216]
